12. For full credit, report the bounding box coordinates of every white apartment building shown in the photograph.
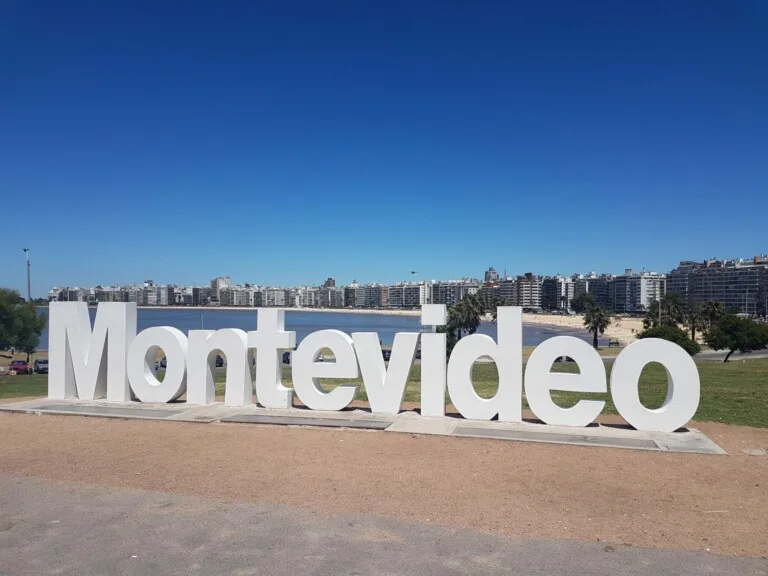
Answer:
[613,270,666,313]
[210,276,232,304]
[515,274,542,309]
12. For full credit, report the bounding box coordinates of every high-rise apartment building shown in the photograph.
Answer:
[209,276,232,304]
[514,273,542,310]
[498,278,516,304]
[541,276,575,311]
[612,271,665,314]
[430,281,479,307]
[667,255,768,316]
[484,267,499,283]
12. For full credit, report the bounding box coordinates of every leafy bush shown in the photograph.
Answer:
[637,325,700,356]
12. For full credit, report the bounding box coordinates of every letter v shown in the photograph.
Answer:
[351,332,419,414]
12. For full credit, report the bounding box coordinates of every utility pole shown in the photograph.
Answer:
[22,248,31,304]
[658,295,662,326]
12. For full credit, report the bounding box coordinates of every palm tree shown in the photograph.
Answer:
[583,306,612,349]
[643,293,685,330]
[491,298,510,322]
[701,300,726,330]
[447,294,484,342]
[681,304,706,342]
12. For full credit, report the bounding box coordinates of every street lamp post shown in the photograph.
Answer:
[22,248,31,304]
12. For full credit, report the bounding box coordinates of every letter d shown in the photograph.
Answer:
[446,307,522,421]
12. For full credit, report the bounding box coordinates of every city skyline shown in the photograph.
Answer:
[2,3,766,297]
[45,253,768,317]
[6,249,768,300]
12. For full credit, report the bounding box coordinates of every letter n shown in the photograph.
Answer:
[48,302,137,401]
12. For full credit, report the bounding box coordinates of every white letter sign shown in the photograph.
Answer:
[46,303,703,433]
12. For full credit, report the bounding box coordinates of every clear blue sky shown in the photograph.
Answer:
[1,1,766,296]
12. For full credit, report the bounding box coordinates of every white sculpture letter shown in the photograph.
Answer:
[127,327,188,403]
[524,336,606,427]
[248,309,296,409]
[292,330,360,411]
[48,302,137,401]
[352,331,418,414]
[187,329,252,406]
[610,339,700,432]
[420,304,447,418]
[446,306,523,421]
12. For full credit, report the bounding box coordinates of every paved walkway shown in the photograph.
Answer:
[0,398,725,454]
[1,476,765,576]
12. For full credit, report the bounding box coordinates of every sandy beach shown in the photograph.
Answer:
[522,313,644,344]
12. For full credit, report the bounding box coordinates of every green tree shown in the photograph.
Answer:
[583,306,612,349]
[643,293,685,330]
[637,325,701,356]
[0,287,48,361]
[441,294,485,357]
[491,298,511,322]
[704,315,768,363]
[0,288,22,356]
[681,303,706,342]
[700,300,727,329]
[570,292,595,314]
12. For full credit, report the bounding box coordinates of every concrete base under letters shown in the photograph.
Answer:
[0,398,726,455]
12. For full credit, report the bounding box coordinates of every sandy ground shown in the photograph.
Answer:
[0,412,766,558]
[523,314,644,343]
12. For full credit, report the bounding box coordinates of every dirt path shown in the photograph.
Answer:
[0,412,766,557]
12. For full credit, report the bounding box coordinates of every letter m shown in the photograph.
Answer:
[48,302,137,401]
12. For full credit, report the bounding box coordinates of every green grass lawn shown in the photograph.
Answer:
[3,359,767,427]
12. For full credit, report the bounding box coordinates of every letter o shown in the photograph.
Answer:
[127,327,189,403]
[610,338,700,432]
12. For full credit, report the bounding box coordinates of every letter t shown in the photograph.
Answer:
[247,309,296,409]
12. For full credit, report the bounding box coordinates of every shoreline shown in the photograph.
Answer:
[138,306,642,343]
[44,306,642,344]
[134,306,423,317]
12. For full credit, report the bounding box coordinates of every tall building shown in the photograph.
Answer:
[484,267,499,283]
[192,286,211,306]
[514,273,542,310]
[344,283,365,308]
[478,283,500,310]
[323,277,336,288]
[318,287,344,308]
[666,255,768,316]
[498,278,516,304]
[586,275,615,310]
[156,285,175,306]
[612,271,665,314]
[209,276,232,304]
[430,281,479,307]
[402,283,427,308]
[541,276,575,311]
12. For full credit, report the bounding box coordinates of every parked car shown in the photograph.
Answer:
[215,355,224,367]
[34,359,49,374]
[9,360,31,374]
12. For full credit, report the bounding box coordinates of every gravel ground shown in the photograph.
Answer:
[3,475,766,576]
[0,412,766,558]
